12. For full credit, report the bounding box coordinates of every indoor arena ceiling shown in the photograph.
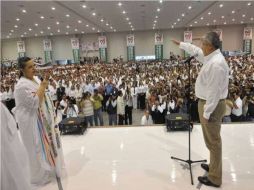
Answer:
[1,0,254,39]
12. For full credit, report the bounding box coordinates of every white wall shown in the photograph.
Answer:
[1,24,254,62]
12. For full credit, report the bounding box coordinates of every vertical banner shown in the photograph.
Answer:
[127,34,135,61]
[243,27,252,54]
[214,29,223,51]
[184,31,192,57]
[17,41,26,57]
[98,36,107,63]
[43,39,53,63]
[154,33,163,60]
[71,38,80,63]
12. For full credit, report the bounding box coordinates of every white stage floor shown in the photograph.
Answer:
[41,123,254,190]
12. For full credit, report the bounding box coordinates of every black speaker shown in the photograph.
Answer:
[165,113,192,131]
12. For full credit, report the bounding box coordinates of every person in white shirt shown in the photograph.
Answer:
[141,109,153,126]
[63,98,79,118]
[117,90,125,125]
[231,92,243,122]
[172,31,229,187]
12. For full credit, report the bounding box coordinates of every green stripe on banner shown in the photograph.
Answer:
[155,45,163,60]
[99,48,107,63]
[243,39,252,54]
[127,46,135,61]
[72,49,80,63]
[44,51,52,63]
[18,52,26,58]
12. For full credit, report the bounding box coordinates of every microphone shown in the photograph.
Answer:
[184,54,198,63]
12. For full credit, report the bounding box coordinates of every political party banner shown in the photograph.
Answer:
[71,38,80,50]
[243,27,252,40]
[17,41,26,57]
[184,31,192,43]
[71,38,80,63]
[127,34,135,47]
[155,33,163,45]
[43,39,53,63]
[98,36,107,48]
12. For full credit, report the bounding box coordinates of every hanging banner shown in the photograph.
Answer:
[98,36,107,48]
[184,31,192,43]
[43,39,53,63]
[155,33,163,45]
[17,41,26,57]
[127,34,135,47]
[214,29,223,41]
[243,27,252,40]
[71,38,80,63]
[155,33,163,60]
[98,36,107,62]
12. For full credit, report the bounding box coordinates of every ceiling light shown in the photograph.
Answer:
[29,28,32,31]
[66,25,70,28]
[92,12,96,16]
[247,2,251,6]
[174,22,176,25]
[22,9,26,13]
[171,25,174,28]
[118,2,122,6]
[232,18,235,21]
[188,6,192,10]
[86,24,89,27]
[82,4,87,8]
[132,28,134,31]
[40,16,44,19]
[40,31,43,34]
[57,29,60,32]
[242,14,246,17]
[131,25,133,28]
[56,21,60,25]
[21,35,24,37]
[153,20,157,23]
[35,34,38,36]
[157,8,160,12]
[194,21,198,24]
[182,13,185,17]
[114,29,116,32]
[251,17,254,21]
[75,28,78,32]
[66,14,70,17]
[47,26,51,30]
[78,20,82,23]
[206,23,210,26]
[159,0,163,3]
[224,22,227,25]
[232,10,235,14]
[241,21,244,24]
[106,23,109,26]
[24,32,27,35]
[110,26,113,29]
[208,12,211,15]
[122,11,126,14]
[97,30,100,32]
[81,31,85,34]
[51,7,55,10]
[14,25,18,28]
[177,18,180,22]
[35,23,38,26]
[219,4,223,8]
[190,24,193,27]
[92,27,95,30]
[155,16,158,19]
[9,33,12,36]
[129,21,132,24]
[213,19,216,23]
[66,32,69,35]
[200,17,203,20]
[10,30,14,32]
[16,18,20,21]
[126,17,129,21]
[6,36,10,38]
[50,33,53,36]
[221,16,225,19]
[100,19,104,22]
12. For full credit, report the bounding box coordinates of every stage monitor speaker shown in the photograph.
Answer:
[165,113,192,131]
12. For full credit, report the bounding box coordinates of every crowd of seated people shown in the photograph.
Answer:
[1,54,254,127]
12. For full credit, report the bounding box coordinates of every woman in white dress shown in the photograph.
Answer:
[13,57,64,186]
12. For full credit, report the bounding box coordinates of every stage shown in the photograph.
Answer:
[41,123,254,190]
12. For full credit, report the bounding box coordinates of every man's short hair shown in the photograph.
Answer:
[204,32,221,49]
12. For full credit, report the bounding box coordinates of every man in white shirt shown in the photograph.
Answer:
[141,110,153,126]
[231,92,243,122]
[172,31,229,188]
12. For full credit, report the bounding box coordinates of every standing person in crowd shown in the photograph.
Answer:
[48,81,57,105]
[141,109,153,126]
[80,92,94,127]
[1,103,32,190]
[92,89,104,126]
[246,95,254,121]
[124,87,133,125]
[223,96,234,122]
[60,94,68,120]
[56,82,65,101]
[151,100,166,124]
[139,82,146,110]
[106,94,118,126]
[63,97,79,118]
[172,31,229,187]
[131,82,138,109]
[231,91,243,122]
[117,90,125,125]
[13,57,64,186]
